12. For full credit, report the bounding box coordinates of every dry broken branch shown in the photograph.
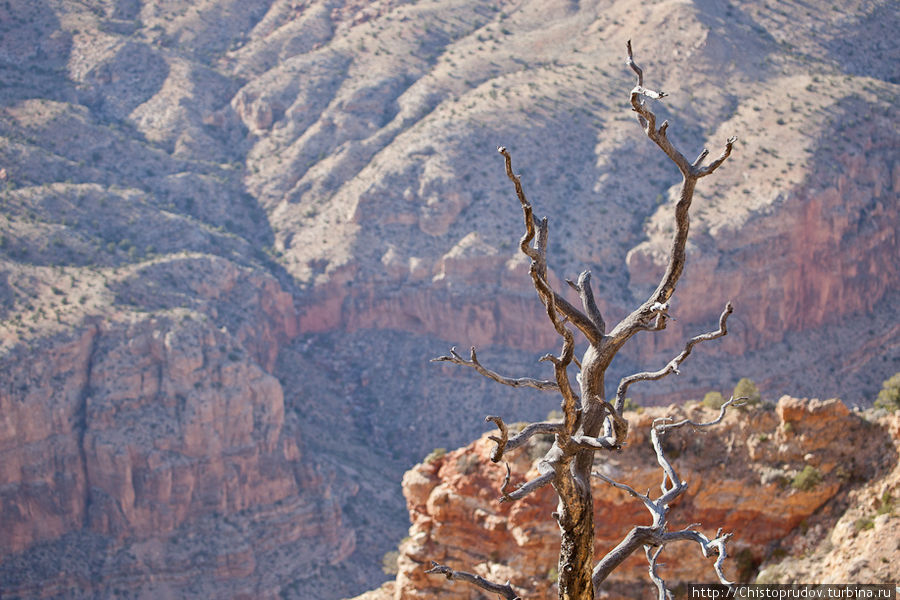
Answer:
[615,302,734,412]
[498,147,584,438]
[498,146,603,346]
[591,399,742,592]
[500,467,555,503]
[425,561,521,600]
[656,395,747,434]
[486,415,564,462]
[593,470,659,518]
[602,42,737,359]
[661,528,734,586]
[566,270,605,335]
[645,545,673,600]
[432,346,558,391]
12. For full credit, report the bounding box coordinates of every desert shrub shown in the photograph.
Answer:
[702,391,725,410]
[733,377,761,406]
[874,372,900,412]
[424,447,446,463]
[791,465,822,491]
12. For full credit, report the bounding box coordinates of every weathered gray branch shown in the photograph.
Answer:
[499,145,584,440]
[530,262,580,440]
[432,346,559,391]
[661,528,734,586]
[425,561,521,600]
[656,395,746,434]
[486,415,564,463]
[593,470,659,518]
[600,42,737,360]
[498,146,604,347]
[591,525,658,584]
[615,302,734,412]
[570,433,618,451]
[500,465,555,503]
[591,399,742,591]
[645,545,673,600]
[566,271,605,335]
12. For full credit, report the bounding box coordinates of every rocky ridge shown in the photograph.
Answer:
[358,397,899,599]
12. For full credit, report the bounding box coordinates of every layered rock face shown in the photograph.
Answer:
[359,397,897,599]
[0,267,356,598]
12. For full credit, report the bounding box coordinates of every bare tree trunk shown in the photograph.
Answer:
[554,458,593,598]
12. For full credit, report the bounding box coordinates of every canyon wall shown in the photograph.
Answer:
[0,0,897,598]
[0,267,357,598]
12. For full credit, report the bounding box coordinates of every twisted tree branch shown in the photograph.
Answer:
[661,528,734,585]
[592,398,743,591]
[432,346,558,391]
[499,147,583,438]
[486,415,564,463]
[498,146,603,346]
[425,561,521,600]
[500,467,555,503]
[566,270,605,335]
[601,42,737,358]
[615,302,734,412]
[593,470,660,519]
[656,395,746,434]
[645,545,673,600]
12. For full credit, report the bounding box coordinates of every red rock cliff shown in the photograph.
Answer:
[356,397,897,599]
[0,265,355,598]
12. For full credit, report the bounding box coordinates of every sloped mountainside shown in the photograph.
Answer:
[0,0,898,598]
[357,398,900,599]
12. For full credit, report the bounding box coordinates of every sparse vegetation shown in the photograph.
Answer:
[622,397,639,412]
[424,447,446,463]
[791,465,822,491]
[875,490,894,516]
[874,372,900,412]
[733,378,761,406]
[703,390,726,410]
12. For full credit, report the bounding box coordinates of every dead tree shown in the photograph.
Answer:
[427,42,740,600]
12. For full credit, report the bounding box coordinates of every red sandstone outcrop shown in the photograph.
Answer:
[356,397,897,599]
